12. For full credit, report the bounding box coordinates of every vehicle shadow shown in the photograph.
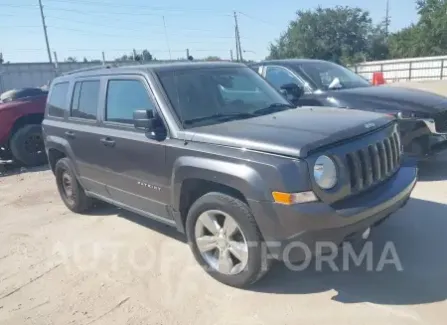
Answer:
[250,197,447,306]
[418,158,447,181]
[89,203,186,243]
[0,163,50,177]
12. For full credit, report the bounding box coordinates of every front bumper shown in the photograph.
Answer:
[399,117,447,157]
[248,165,417,261]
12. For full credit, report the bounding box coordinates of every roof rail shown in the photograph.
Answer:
[62,64,118,76]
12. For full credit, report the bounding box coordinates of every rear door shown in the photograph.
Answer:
[64,77,110,197]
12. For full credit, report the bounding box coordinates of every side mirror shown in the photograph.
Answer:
[133,110,156,131]
[280,83,304,101]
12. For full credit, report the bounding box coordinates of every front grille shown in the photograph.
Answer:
[433,111,447,133]
[346,132,401,193]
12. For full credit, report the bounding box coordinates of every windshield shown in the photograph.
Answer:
[295,61,371,91]
[157,66,292,128]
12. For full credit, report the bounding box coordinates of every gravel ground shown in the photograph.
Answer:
[0,154,446,325]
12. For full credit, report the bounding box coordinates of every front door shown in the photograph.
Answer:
[94,76,171,221]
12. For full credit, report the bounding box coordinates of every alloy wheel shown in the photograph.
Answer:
[194,209,249,275]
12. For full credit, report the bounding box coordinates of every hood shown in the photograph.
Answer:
[189,107,393,158]
[0,96,47,112]
[327,85,447,116]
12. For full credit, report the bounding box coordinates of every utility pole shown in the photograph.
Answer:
[53,51,59,75]
[233,11,243,62]
[230,49,234,61]
[38,0,52,64]
[163,16,172,60]
[186,48,190,60]
[102,51,106,65]
[385,0,390,37]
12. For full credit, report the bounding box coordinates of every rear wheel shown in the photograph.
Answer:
[10,124,47,166]
[186,192,271,287]
[55,158,93,213]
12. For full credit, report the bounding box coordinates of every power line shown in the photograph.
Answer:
[238,11,279,27]
[0,4,38,8]
[45,25,236,44]
[44,0,232,13]
[43,4,232,17]
[43,16,236,39]
[9,48,232,53]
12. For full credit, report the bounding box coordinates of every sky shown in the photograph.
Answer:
[1,0,419,63]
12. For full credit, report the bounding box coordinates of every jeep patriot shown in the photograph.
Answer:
[42,62,417,287]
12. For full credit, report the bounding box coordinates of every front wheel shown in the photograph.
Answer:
[186,192,271,287]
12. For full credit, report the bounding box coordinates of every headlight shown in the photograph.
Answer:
[314,155,337,189]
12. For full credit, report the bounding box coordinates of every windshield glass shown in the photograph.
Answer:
[295,61,371,91]
[157,66,292,128]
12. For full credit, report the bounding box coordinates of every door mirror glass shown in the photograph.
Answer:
[280,83,304,102]
[133,109,155,130]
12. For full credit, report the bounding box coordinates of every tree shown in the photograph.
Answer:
[142,50,153,61]
[65,57,77,62]
[204,56,221,61]
[267,6,376,64]
[115,49,153,62]
[366,21,390,61]
[388,0,447,58]
[83,57,88,63]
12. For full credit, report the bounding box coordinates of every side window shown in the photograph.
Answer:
[265,67,303,89]
[70,80,100,120]
[106,79,155,124]
[48,82,69,117]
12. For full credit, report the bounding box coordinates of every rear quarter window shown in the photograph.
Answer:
[47,82,69,117]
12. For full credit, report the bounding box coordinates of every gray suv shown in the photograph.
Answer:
[43,62,417,287]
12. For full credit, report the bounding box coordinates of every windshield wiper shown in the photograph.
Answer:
[183,112,255,125]
[252,103,295,116]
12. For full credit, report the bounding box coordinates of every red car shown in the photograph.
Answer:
[0,88,48,166]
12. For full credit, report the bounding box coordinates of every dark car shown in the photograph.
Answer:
[0,87,48,165]
[251,59,447,158]
[43,62,417,287]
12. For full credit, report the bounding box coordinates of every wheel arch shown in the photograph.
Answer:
[45,135,79,176]
[10,113,44,140]
[171,157,269,231]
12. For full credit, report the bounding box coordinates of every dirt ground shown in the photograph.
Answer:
[1,154,447,325]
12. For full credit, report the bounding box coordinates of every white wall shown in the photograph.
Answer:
[0,62,114,93]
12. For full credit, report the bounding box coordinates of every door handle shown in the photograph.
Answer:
[100,137,116,147]
[65,131,75,139]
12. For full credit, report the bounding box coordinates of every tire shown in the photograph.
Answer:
[10,124,47,166]
[185,192,271,288]
[55,158,93,213]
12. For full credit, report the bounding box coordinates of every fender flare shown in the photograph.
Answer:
[45,135,80,176]
[171,156,269,211]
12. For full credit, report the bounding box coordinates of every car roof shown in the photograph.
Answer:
[53,61,247,83]
[251,59,329,65]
